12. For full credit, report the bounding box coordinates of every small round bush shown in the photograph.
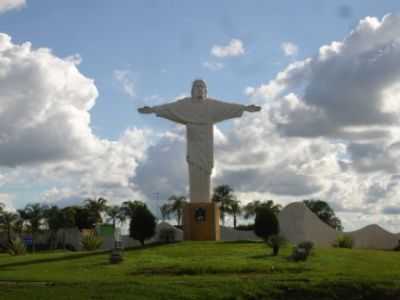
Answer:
[297,241,314,256]
[291,246,309,262]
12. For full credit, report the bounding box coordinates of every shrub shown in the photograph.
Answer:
[297,241,314,256]
[81,233,103,251]
[333,235,353,249]
[129,204,156,246]
[266,235,286,256]
[159,228,176,243]
[254,207,279,241]
[291,246,309,262]
[8,238,27,256]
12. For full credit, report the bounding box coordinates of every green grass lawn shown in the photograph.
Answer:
[0,241,399,299]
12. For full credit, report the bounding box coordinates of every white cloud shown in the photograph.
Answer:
[0,0,25,13]
[211,38,245,58]
[203,61,224,71]
[0,33,99,167]
[113,69,136,97]
[281,42,299,57]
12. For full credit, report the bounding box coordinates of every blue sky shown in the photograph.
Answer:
[1,1,400,231]
[1,0,395,138]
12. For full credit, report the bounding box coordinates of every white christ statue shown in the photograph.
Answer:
[138,79,261,203]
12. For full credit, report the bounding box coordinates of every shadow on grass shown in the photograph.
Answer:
[0,250,109,269]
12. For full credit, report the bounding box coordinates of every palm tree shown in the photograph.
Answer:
[0,211,19,244]
[212,185,235,225]
[243,200,282,219]
[228,199,241,229]
[84,197,108,224]
[160,203,171,221]
[18,203,45,252]
[166,195,187,226]
[44,206,65,249]
[106,205,126,229]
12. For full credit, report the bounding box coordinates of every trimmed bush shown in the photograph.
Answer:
[333,235,353,249]
[8,238,27,256]
[129,204,156,246]
[81,233,103,251]
[254,207,279,241]
[266,235,286,256]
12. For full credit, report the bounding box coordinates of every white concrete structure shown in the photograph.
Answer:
[278,202,400,250]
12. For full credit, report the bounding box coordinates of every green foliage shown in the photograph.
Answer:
[17,203,46,252]
[291,246,309,262]
[333,235,354,249]
[266,235,286,256]
[81,233,103,251]
[106,205,126,228]
[0,211,19,243]
[129,203,156,246]
[161,195,187,226]
[7,237,27,256]
[74,207,97,230]
[84,197,108,224]
[254,207,279,241]
[297,241,314,255]
[212,184,236,225]
[303,199,343,231]
[243,200,281,219]
[158,228,176,243]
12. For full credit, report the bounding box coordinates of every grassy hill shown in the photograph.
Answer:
[0,241,399,299]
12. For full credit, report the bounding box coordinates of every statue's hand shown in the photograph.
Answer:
[245,105,261,112]
[138,106,153,114]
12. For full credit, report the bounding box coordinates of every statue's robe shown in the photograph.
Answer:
[153,97,245,202]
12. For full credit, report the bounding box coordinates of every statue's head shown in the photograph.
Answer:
[191,79,207,100]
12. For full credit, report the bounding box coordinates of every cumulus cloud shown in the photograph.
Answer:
[0,33,99,167]
[0,33,151,208]
[113,69,136,97]
[0,0,25,13]
[211,38,245,58]
[281,42,299,57]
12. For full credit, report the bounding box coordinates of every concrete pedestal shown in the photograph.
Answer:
[183,202,220,241]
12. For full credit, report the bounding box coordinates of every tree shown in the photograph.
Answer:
[212,185,235,225]
[164,195,187,226]
[121,200,145,220]
[228,199,241,229]
[84,197,108,224]
[129,203,156,246]
[243,200,281,219]
[0,211,19,245]
[303,199,343,231]
[254,207,279,254]
[18,203,45,252]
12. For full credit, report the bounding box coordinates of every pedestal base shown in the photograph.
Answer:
[183,202,220,241]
